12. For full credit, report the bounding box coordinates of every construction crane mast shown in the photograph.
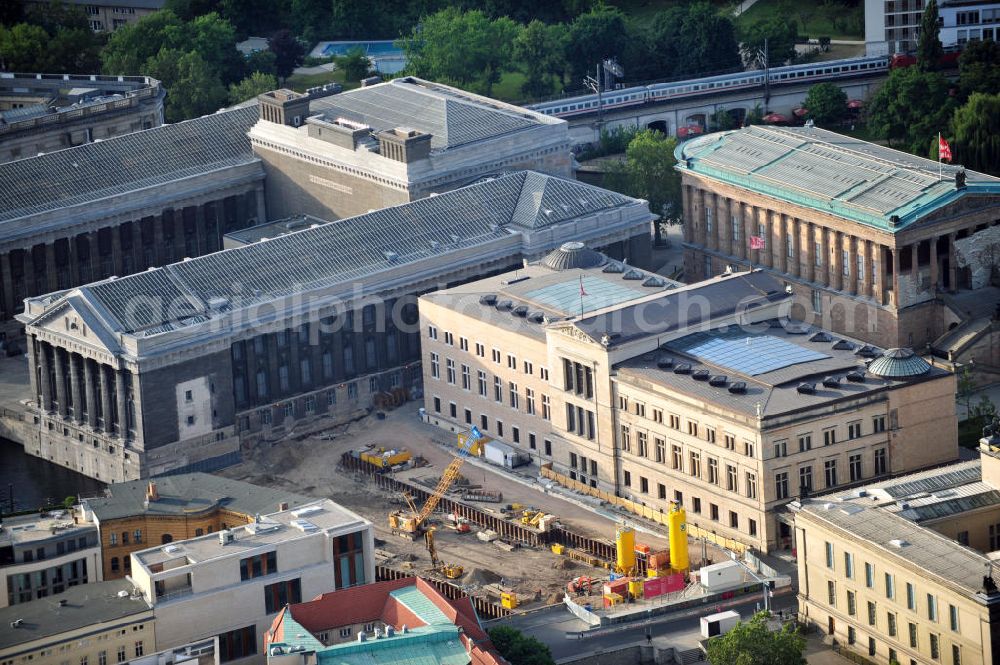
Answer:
[388,426,483,537]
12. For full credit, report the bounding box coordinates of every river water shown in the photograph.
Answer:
[0,436,105,513]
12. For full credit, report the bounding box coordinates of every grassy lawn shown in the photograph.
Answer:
[491,71,528,103]
[284,68,362,94]
[735,0,864,40]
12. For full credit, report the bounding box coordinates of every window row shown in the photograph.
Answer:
[427,327,548,381]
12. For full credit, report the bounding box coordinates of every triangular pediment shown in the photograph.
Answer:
[31,295,121,356]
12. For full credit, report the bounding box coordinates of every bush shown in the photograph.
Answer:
[577,124,640,160]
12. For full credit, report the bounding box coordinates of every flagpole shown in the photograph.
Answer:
[938,132,942,181]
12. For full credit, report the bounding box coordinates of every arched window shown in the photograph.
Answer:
[195,528,204,537]
[161,534,173,544]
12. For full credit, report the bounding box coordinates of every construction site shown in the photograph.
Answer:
[218,408,771,622]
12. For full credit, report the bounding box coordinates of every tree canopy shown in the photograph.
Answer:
[740,17,798,67]
[268,29,305,81]
[604,129,681,244]
[487,626,555,665]
[868,67,954,155]
[952,92,1000,175]
[917,0,943,71]
[804,82,847,126]
[399,7,518,95]
[336,47,371,83]
[513,20,567,98]
[706,611,806,665]
[229,71,278,104]
[958,39,1000,99]
[564,4,630,83]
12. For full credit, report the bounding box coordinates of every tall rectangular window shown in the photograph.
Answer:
[888,612,897,637]
[950,604,959,632]
[239,551,277,580]
[461,364,471,390]
[825,459,838,487]
[907,582,915,610]
[264,578,301,614]
[844,552,854,579]
[776,472,789,500]
[825,541,834,569]
[219,626,257,663]
[828,580,837,605]
[847,590,856,616]
[927,594,938,622]
[332,531,366,589]
[885,572,894,599]
[865,562,874,588]
[430,353,440,379]
[477,371,487,397]
[868,601,877,626]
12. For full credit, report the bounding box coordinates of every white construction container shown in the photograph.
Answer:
[698,560,745,591]
[483,440,529,468]
[700,610,740,638]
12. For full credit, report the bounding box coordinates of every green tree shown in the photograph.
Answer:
[674,3,741,77]
[710,107,738,131]
[24,0,89,34]
[62,496,76,510]
[958,39,1000,99]
[740,16,798,66]
[163,0,221,21]
[101,10,187,74]
[0,23,48,71]
[245,49,278,77]
[186,12,244,83]
[952,92,1000,175]
[290,0,330,43]
[0,0,25,26]
[744,103,764,126]
[228,71,278,104]
[564,4,629,82]
[917,0,943,71]
[605,129,681,244]
[218,0,288,40]
[868,67,954,154]
[399,8,519,96]
[958,363,976,421]
[706,611,806,665]
[513,20,566,99]
[488,626,555,665]
[804,82,848,126]
[336,46,371,82]
[268,29,305,81]
[165,50,228,121]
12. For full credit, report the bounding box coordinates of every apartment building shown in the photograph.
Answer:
[1,510,101,608]
[79,475,311,581]
[939,1,1000,45]
[0,578,154,665]
[791,443,1000,665]
[23,1,166,32]
[264,577,504,665]
[419,244,959,551]
[128,499,374,664]
[677,125,1000,357]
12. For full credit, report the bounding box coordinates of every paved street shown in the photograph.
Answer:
[498,591,797,661]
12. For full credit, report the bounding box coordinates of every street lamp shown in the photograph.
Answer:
[728,549,770,613]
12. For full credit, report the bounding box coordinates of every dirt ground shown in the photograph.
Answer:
[219,408,676,609]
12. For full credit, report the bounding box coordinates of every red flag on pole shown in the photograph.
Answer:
[579,275,588,296]
[749,235,766,250]
[939,135,952,162]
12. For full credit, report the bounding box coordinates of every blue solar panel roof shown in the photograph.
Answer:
[525,275,647,315]
[670,330,830,376]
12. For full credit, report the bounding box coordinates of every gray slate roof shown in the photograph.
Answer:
[310,78,540,150]
[84,472,313,521]
[66,172,637,336]
[0,105,258,226]
[0,579,149,651]
[677,125,1000,231]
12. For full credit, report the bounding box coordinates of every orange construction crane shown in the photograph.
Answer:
[388,426,483,538]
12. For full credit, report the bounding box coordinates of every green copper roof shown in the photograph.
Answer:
[675,126,1000,233]
[388,586,452,625]
[315,626,469,665]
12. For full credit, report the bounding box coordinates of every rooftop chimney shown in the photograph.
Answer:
[377,127,431,163]
[146,481,159,502]
[257,89,311,127]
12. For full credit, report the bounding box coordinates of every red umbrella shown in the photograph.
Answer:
[762,113,789,124]
[847,99,864,109]
[793,107,809,117]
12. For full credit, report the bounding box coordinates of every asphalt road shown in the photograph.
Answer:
[500,591,798,661]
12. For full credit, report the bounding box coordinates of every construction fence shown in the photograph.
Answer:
[539,463,748,555]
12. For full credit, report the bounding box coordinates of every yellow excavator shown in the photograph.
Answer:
[388,427,483,578]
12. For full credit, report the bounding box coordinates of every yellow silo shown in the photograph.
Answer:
[667,503,689,572]
[615,525,636,573]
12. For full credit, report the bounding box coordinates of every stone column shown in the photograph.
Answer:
[948,232,958,292]
[132,220,144,273]
[38,339,53,412]
[0,251,15,318]
[255,185,267,225]
[194,205,206,256]
[863,240,875,300]
[110,226,123,276]
[69,352,83,424]
[23,245,35,297]
[909,241,919,293]
[803,222,813,282]
[45,242,58,292]
[718,197,730,256]
[847,234,858,296]
[765,209,775,268]
[705,192,717,251]
[88,232,100,281]
[929,236,939,291]
[891,246,901,308]
[99,364,112,433]
[682,186,693,243]
[67,235,81,288]
[152,214,165,266]
[778,215,788,274]
[115,369,128,440]
[53,346,67,417]
[26,336,40,409]
[696,190,707,247]
[83,358,97,429]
